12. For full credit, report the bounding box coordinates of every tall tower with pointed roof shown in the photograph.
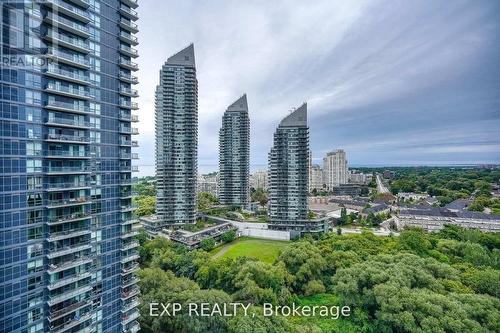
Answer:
[268,103,309,227]
[219,94,250,208]
[155,44,198,225]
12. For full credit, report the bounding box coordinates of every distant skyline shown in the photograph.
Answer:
[135,0,500,176]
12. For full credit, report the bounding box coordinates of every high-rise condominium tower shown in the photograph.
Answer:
[323,149,348,190]
[0,1,140,332]
[219,94,250,208]
[155,44,198,225]
[268,103,309,227]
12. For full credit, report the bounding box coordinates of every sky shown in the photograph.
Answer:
[135,0,500,176]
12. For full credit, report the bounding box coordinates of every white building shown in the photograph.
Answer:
[323,149,348,190]
[308,151,323,192]
[250,170,268,190]
[197,172,219,197]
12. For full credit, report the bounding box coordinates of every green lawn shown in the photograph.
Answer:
[211,237,289,263]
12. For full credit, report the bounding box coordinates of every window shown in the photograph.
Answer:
[27,194,42,207]
[27,244,43,259]
[27,159,42,173]
[90,131,101,143]
[90,102,101,115]
[27,227,43,240]
[25,89,41,105]
[26,142,42,156]
[28,210,42,224]
[27,176,42,190]
[25,72,41,88]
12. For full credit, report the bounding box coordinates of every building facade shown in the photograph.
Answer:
[197,172,219,197]
[155,44,198,225]
[0,1,140,332]
[218,94,250,208]
[250,170,268,190]
[323,149,348,190]
[308,151,323,192]
[268,103,309,226]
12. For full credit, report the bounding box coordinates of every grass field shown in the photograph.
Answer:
[211,237,290,263]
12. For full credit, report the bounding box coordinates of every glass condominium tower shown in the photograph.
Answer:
[0,1,140,332]
[268,103,309,227]
[218,94,250,208]
[155,44,198,226]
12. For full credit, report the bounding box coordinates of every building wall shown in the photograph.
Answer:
[155,45,198,225]
[0,1,140,332]
[323,149,348,189]
[219,96,250,207]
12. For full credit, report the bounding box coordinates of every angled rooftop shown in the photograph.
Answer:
[226,94,248,112]
[280,102,307,127]
[166,43,195,67]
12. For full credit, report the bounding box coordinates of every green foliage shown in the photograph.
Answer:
[133,195,156,217]
[139,223,500,333]
[133,178,156,196]
[200,238,216,251]
[197,192,219,212]
[221,230,236,243]
[251,188,268,206]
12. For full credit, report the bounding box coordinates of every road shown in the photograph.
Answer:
[376,174,391,194]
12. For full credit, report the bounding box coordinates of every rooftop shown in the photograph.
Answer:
[280,103,307,127]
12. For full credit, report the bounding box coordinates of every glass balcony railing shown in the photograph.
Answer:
[119,73,139,83]
[46,196,91,207]
[46,166,91,174]
[119,5,139,20]
[44,12,90,36]
[47,227,91,242]
[48,300,92,322]
[119,31,138,44]
[120,87,139,96]
[119,18,139,32]
[47,256,93,274]
[46,83,91,99]
[119,58,139,70]
[119,100,139,109]
[45,29,90,52]
[47,212,91,224]
[121,297,140,313]
[120,44,138,57]
[46,117,90,128]
[45,150,90,158]
[45,134,91,143]
[121,286,140,300]
[45,66,90,84]
[47,243,92,260]
[46,180,91,190]
[46,0,91,22]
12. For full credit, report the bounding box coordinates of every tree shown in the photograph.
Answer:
[197,192,219,212]
[200,238,216,251]
[221,230,236,243]
[251,188,268,206]
[133,195,156,217]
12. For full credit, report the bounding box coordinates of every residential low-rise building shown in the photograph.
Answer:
[394,207,500,232]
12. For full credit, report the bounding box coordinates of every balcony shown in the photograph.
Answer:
[44,12,90,37]
[121,286,140,300]
[121,218,139,226]
[120,252,139,264]
[120,140,139,147]
[119,152,139,159]
[46,117,91,129]
[44,0,91,23]
[45,83,91,99]
[121,298,140,313]
[119,18,139,33]
[67,0,90,8]
[44,30,90,53]
[122,309,140,326]
[121,263,139,275]
[122,240,139,251]
[119,31,138,45]
[122,275,140,288]
[47,228,91,242]
[46,197,91,208]
[48,300,92,322]
[119,73,139,84]
[119,58,138,71]
[119,4,139,20]
[45,47,90,68]
[46,181,91,191]
[47,243,92,260]
[119,87,139,97]
[120,44,138,58]
[44,66,90,85]
[119,126,139,134]
[49,311,93,333]
[45,134,91,144]
[119,100,139,109]
[120,165,139,172]
[120,230,139,239]
[121,0,138,9]
[123,321,140,333]
[46,166,91,175]
[47,212,91,225]
[45,100,91,114]
[47,256,93,274]
[45,150,90,159]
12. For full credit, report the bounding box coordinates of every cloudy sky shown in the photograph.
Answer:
[135,0,500,176]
